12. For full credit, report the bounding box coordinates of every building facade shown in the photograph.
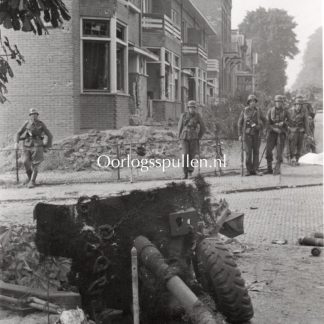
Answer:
[0,0,255,145]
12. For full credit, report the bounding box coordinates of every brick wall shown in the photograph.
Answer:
[80,0,117,17]
[116,95,131,128]
[0,0,75,146]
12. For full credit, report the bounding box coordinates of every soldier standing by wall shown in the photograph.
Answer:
[178,100,205,179]
[287,98,310,165]
[14,109,53,188]
[265,95,289,175]
[238,94,265,176]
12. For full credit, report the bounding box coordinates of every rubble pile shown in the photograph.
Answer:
[0,225,71,290]
[0,126,220,173]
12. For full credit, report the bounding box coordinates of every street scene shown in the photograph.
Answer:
[0,1,323,324]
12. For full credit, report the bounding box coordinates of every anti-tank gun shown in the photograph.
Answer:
[34,176,253,323]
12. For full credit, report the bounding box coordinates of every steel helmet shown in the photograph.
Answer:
[274,95,283,102]
[247,94,257,104]
[187,100,197,108]
[29,108,39,115]
[295,98,304,105]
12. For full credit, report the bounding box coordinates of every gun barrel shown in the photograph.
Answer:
[134,236,217,324]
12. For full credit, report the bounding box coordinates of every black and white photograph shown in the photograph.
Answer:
[0,0,323,323]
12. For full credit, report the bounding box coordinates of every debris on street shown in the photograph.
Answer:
[271,239,288,245]
[299,237,324,247]
[311,247,322,256]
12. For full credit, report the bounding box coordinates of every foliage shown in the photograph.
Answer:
[293,27,323,91]
[239,8,299,95]
[0,0,70,102]
[211,91,273,139]
[0,225,71,290]
[0,34,25,103]
[0,0,70,34]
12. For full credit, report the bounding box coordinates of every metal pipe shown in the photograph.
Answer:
[134,236,217,324]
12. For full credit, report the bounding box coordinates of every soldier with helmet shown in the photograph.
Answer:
[14,108,53,188]
[287,98,311,165]
[178,100,206,179]
[238,94,266,176]
[265,95,289,175]
[303,97,316,137]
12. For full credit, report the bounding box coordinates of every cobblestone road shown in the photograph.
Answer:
[221,186,323,245]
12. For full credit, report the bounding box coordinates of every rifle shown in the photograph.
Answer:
[240,135,244,177]
[15,148,19,184]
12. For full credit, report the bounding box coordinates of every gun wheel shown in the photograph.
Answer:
[196,238,254,323]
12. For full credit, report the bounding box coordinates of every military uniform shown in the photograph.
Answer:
[178,101,205,178]
[305,102,315,136]
[287,99,310,163]
[238,95,265,175]
[15,109,53,187]
[266,96,289,174]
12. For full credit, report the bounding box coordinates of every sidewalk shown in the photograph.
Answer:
[0,163,322,226]
[0,164,322,201]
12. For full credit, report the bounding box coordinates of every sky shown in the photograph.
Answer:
[232,0,322,90]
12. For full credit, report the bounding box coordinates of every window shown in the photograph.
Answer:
[83,19,110,37]
[116,22,128,92]
[171,9,180,27]
[117,44,125,91]
[82,19,111,91]
[81,18,128,93]
[142,0,151,13]
[139,57,147,75]
[83,41,110,91]
[181,20,187,43]
[117,23,126,41]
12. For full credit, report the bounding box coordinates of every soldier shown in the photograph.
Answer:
[14,108,53,188]
[178,100,205,179]
[265,95,289,175]
[287,98,311,165]
[238,94,265,176]
[303,98,316,137]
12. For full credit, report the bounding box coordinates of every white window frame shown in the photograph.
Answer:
[116,20,129,94]
[80,16,128,95]
[80,17,111,93]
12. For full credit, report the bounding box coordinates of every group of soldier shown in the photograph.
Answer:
[178,95,315,178]
[238,94,314,176]
[15,95,315,187]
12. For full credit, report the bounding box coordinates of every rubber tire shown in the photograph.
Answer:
[196,238,254,323]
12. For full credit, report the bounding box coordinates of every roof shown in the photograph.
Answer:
[183,0,217,36]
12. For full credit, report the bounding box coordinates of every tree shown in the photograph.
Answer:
[293,27,322,91]
[239,8,299,96]
[0,0,70,103]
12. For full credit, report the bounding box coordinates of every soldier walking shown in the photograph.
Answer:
[178,100,205,179]
[287,98,310,165]
[14,108,53,188]
[265,95,289,175]
[238,94,265,176]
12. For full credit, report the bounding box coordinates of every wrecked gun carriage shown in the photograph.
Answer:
[34,179,253,323]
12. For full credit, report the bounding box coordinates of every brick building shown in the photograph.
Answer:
[0,0,217,144]
[0,0,255,145]
[193,0,257,100]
